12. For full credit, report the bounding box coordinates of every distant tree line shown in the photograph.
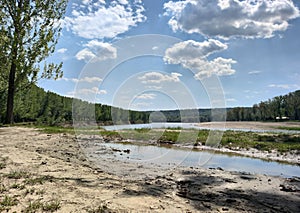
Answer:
[0,85,299,125]
[0,85,150,125]
[226,90,300,121]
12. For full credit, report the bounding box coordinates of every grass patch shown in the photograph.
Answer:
[0,184,7,193]
[23,200,43,213]
[220,131,300,152]
[0,157,8,170]
[23,199,61,213]
[24,175,54,185]
[5,170,30,179]
[42,199,61,212]
[134,128,151,133]
[276,126,300,131]
[0,162,6,170]
[99,130,121,137]
[36,125,75,134]
[24,188,35,196]
[37,125,107,135]
[87,204,109,213]
[166,127,182,130]
[36,189,46,195]
[159,130,179,143]
[0,195,18,212]
[10,183,25,190]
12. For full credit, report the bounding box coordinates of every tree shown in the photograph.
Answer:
[0,0,67,124]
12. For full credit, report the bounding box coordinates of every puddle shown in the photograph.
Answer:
[94,141,300,178]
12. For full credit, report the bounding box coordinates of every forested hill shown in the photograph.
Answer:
[226,90,300,121]
[0,85,299,125]
[0,85,150,125]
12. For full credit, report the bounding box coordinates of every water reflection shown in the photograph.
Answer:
[98,141,300,178]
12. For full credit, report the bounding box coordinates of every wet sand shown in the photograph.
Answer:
[0,127,299,212]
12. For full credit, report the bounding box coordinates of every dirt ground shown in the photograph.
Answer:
[0,126,299,212]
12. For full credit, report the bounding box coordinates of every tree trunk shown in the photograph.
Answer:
[6,60,16,124]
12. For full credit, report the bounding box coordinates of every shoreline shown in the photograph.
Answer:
[194,121,300,131]
[183,144,300,165]
[103,137,300,166]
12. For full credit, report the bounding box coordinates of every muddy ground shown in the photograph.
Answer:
[0,127,299,212]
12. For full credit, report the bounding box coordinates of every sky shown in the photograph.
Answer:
[38,0,300,111]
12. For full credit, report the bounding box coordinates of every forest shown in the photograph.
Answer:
[226,90,300,121]
[0,84,299,126]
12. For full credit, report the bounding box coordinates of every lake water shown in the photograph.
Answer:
[98,123,300,178]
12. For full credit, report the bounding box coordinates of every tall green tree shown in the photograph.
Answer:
[0,0,67,124]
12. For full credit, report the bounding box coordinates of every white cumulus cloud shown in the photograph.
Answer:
[164,39,228,63]
[76,87,107,95]
[139,72,182,84]
[76,40,117,62]
[248,70,261,75]
[57,48,67,53]
[164,40,236,79]
[164,0,300,39]
[64,1,146,39]
[268,84,300,89]
[59,77,103,83]
[135,93,157,100]
[75,48,96,62]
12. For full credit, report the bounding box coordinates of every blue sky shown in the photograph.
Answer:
[38,0,300,110]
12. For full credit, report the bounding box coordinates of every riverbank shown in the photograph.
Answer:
[0,126,300,212]
[195,121,300,131]
[35,123,300,164]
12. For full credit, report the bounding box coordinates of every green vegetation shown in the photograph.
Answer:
[23,199,61,213]
[0,163,5,170]
[0,158,6,170]
[10,183,25,190]
[220,131,300,153]
[5,170,30,179]
[41,199,61,212]
[0,167,60,212]
[0,195,18,212]
[23,200,44,213]
[152,129,300,152]
[86,204,109,213]
[0,184,7,193]
[0,0,68,124]
[34,124,300,153]
[0,84,152,126]
[37,125,75,134]
[276,126,300,131]
[227,90,300,121]
[24,175,54,185]
[1,77,299,126]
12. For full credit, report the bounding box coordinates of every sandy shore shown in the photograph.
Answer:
[195,121,300,131]
[0,127,300,212]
